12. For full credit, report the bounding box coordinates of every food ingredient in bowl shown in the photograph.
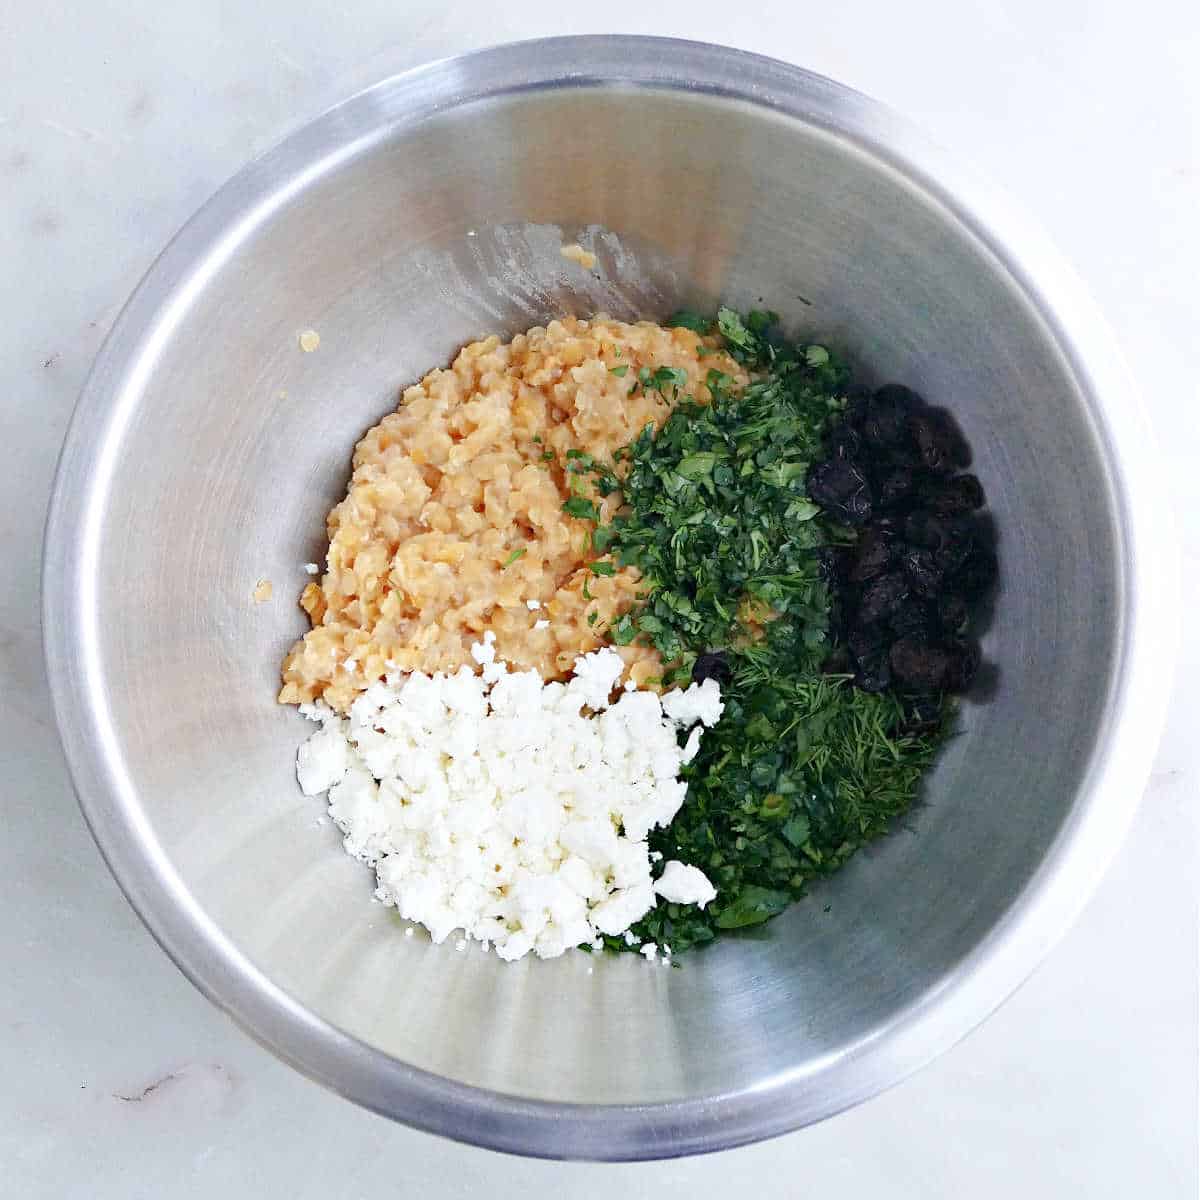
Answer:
[560,243,597,270]
[298,329,320,352]
[284,307,994,959]
[295,638,720,959]
[809,384,992,695]
[278,318,744,713]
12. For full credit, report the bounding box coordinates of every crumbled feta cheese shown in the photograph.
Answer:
[534,619,550,631]
[565,646,625,711]
[661,678,724,728]
[303,562,320,575]
[653,860,717,909]
[470,633,497,666]
[640,942,658,961]
[296,643,722,960]
[296,718,349,795]
[526,599,542,610]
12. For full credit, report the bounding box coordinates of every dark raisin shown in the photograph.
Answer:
[889,596,936,638]
[889,635,954,690]
[890,635,979,692]
[901,547,945,597]
[855,652,893,693]
[864,384,924,448]
[692,652,731,685]
[932,528,974,575]
[808,458,874,526]
[816,545,853,583]
[926,474,985,515]
[946,638,981,690]
[808,457,870,503]
[841,488,874,525]
[823,646,852,675]
[937,593,969,634]
[951,544,998,599]
[902,695,944,735]
[845,625,893,693]
[847,528,895,582]
[858,570,909,624]
[877,466,926,509]
[904,510,962,551]
[828,423,863,461]
[909,410,969,474]
[846,622,886,660]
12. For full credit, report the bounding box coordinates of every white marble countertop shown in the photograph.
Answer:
[4,1,1197,1195]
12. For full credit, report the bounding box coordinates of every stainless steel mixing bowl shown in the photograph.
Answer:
[43,37,1175,1159]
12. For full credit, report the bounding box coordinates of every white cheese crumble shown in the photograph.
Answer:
[661,678,724,729]
[303,562,320,575]
[653,860,718,909]
[296,643,719,961]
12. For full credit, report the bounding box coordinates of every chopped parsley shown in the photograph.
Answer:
[562,496,599,521]
[501,547,526,568]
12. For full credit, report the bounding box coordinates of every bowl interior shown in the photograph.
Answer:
[69,81,1120,1109]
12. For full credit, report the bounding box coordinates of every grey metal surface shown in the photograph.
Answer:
[42,37,1175,1159]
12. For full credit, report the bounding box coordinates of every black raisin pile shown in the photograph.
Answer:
[810,384,996,703]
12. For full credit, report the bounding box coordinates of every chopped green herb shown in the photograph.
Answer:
[587,610,599,626]
[532,434,542,444]
[501,547,526,568]
[582,577,593,601]
[541,450,555,462]
[609,364,629,377]
[562,496,599,521]
[588,559,616,577]
[611,613,637,645]
[716,306,755,350]
[668,310,714,334]
[648,365,689,394]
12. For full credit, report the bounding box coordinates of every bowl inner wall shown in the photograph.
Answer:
[93,89,1117,1103]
